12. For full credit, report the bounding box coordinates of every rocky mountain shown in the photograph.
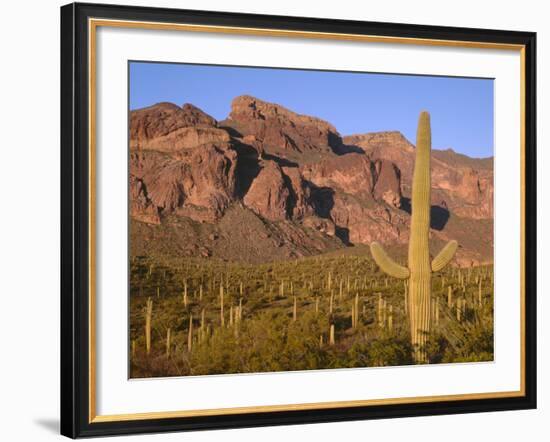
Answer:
[221,95,343,155]
[130,96,493,266]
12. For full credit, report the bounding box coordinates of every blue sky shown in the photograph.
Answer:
[130,62,494,158]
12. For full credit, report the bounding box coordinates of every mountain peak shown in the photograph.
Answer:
[136,101,181,112]
[229,95,338,130]
[343,131,414,151]
[130,101,218,145]
[223,95,342,155]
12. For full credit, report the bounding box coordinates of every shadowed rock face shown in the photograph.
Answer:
[373,160,402,208]
[130,175,160,225]
[129,98,494,265]
[281,167,315,220]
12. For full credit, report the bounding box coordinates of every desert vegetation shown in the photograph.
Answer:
[129,248,493,378]
[128,95,494,378]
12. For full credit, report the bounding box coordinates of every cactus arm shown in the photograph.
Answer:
[370,242,410,279]
[431,240,458,272]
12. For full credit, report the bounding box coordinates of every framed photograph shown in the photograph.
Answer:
[60,2,536,438]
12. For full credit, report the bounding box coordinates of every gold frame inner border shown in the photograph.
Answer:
[87,17,527,424]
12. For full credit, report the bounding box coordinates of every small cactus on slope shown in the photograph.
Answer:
[370,112,458,363]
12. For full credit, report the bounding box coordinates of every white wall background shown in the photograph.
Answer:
[0,0,546,440]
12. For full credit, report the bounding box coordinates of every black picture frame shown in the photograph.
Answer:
[61,2,537,438]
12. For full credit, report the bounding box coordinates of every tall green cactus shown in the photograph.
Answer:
[370,111,458,363]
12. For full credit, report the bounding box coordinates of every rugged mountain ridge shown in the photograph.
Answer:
[130,95,494,265]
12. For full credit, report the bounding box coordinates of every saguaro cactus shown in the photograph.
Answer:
[188,314,193,352]
[219,285,224,326]
[166,327,171,357]
[145,297,153,355]
[370,112,458,363]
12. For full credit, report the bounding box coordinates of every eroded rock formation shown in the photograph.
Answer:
[129,98,493,264]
